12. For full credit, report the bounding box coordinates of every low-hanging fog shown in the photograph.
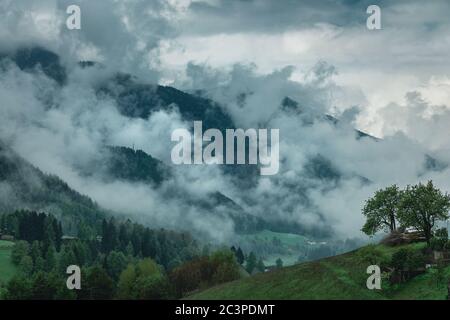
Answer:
[1,0,450,244]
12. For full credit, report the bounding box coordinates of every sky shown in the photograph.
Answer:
[1,0,450,241]
[2,0,450,136]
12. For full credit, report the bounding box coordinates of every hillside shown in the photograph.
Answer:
[0,142,106,235]
[187,242,450,300]
[85,146,171,186]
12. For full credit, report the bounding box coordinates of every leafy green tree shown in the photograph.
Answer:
[77,222,94,240]
[30,272,59,299]
[71,241,88,266]
[236,247,245,265]
[169,258,205,298]
[210,249,240,284]
[406,250,426,270]
[134,274,171,300]
[391,248,409,271]
[11,241,29,265]
[391,249,425,272]
[54,284,77,300]
[54,220,63,251]
[398,181,450,245]
[80,266,114,300]
[106,251,128,280]
[430,228,449,251]
[116,258,167,299]
[136,258,163,277]
[34,256,45,273]
[18,255,33,276]
[125,242,134,257]
[45,245,57,272]
[43,218,56,249]
[245,252,257,273]
[256,258,265,272]
[30,241,41,265]
[212,261,240,284]
[102,219,118,253]
[276,258,283,268]
[3,275,32,300]
[362,185,402,235]
[117,264,136,299]
[58,245,76,273]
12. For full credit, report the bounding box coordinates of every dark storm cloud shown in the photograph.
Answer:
[1,0,450,241]
[0,0,181,80]
[183,0,391,35]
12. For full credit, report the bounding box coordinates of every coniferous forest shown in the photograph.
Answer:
[0,210,243,299]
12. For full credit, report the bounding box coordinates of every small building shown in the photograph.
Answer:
[61,235,78,243]
[0,234,15,241]
[264,266,278,273]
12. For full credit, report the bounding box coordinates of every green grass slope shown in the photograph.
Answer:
[188,243,450,300]
[0,241,17,285]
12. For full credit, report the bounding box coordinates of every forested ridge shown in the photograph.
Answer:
[0,210,245,299]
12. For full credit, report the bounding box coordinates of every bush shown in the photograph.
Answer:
[11,241,29,265]
[390,248,426,271]
[117,258,171,299]
[390,249,409,270]
[357,244,389,266]
[430,228,449,251]
[169,249,240,298]
[79,266,114,300]
[406,250,426,270]
[3,275,32,300]
[134,274,171,300]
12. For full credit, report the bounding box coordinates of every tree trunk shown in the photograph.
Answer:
[390,215,396,232]
[424,227,431,246]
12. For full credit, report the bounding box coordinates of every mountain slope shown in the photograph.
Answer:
[187,242,449,300]
[85,146,171,186]
[0,142,106,233]
[99,73,235,131]
[1,46,446,240]
[0,47,66,85]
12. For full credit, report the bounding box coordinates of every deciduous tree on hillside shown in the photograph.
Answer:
[362,185,402,235]
[398,181,450,246]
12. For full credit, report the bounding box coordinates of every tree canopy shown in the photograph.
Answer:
[362,185,402,235]
[398,181,450,245]
[362,181,450,246]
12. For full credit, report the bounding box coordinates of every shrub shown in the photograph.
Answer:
[430,228,449,251]
[169,249,240,298]
[357,244,388,266]
[390,248,426,271]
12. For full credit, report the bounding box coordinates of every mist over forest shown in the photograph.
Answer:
[2,0,450,251]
